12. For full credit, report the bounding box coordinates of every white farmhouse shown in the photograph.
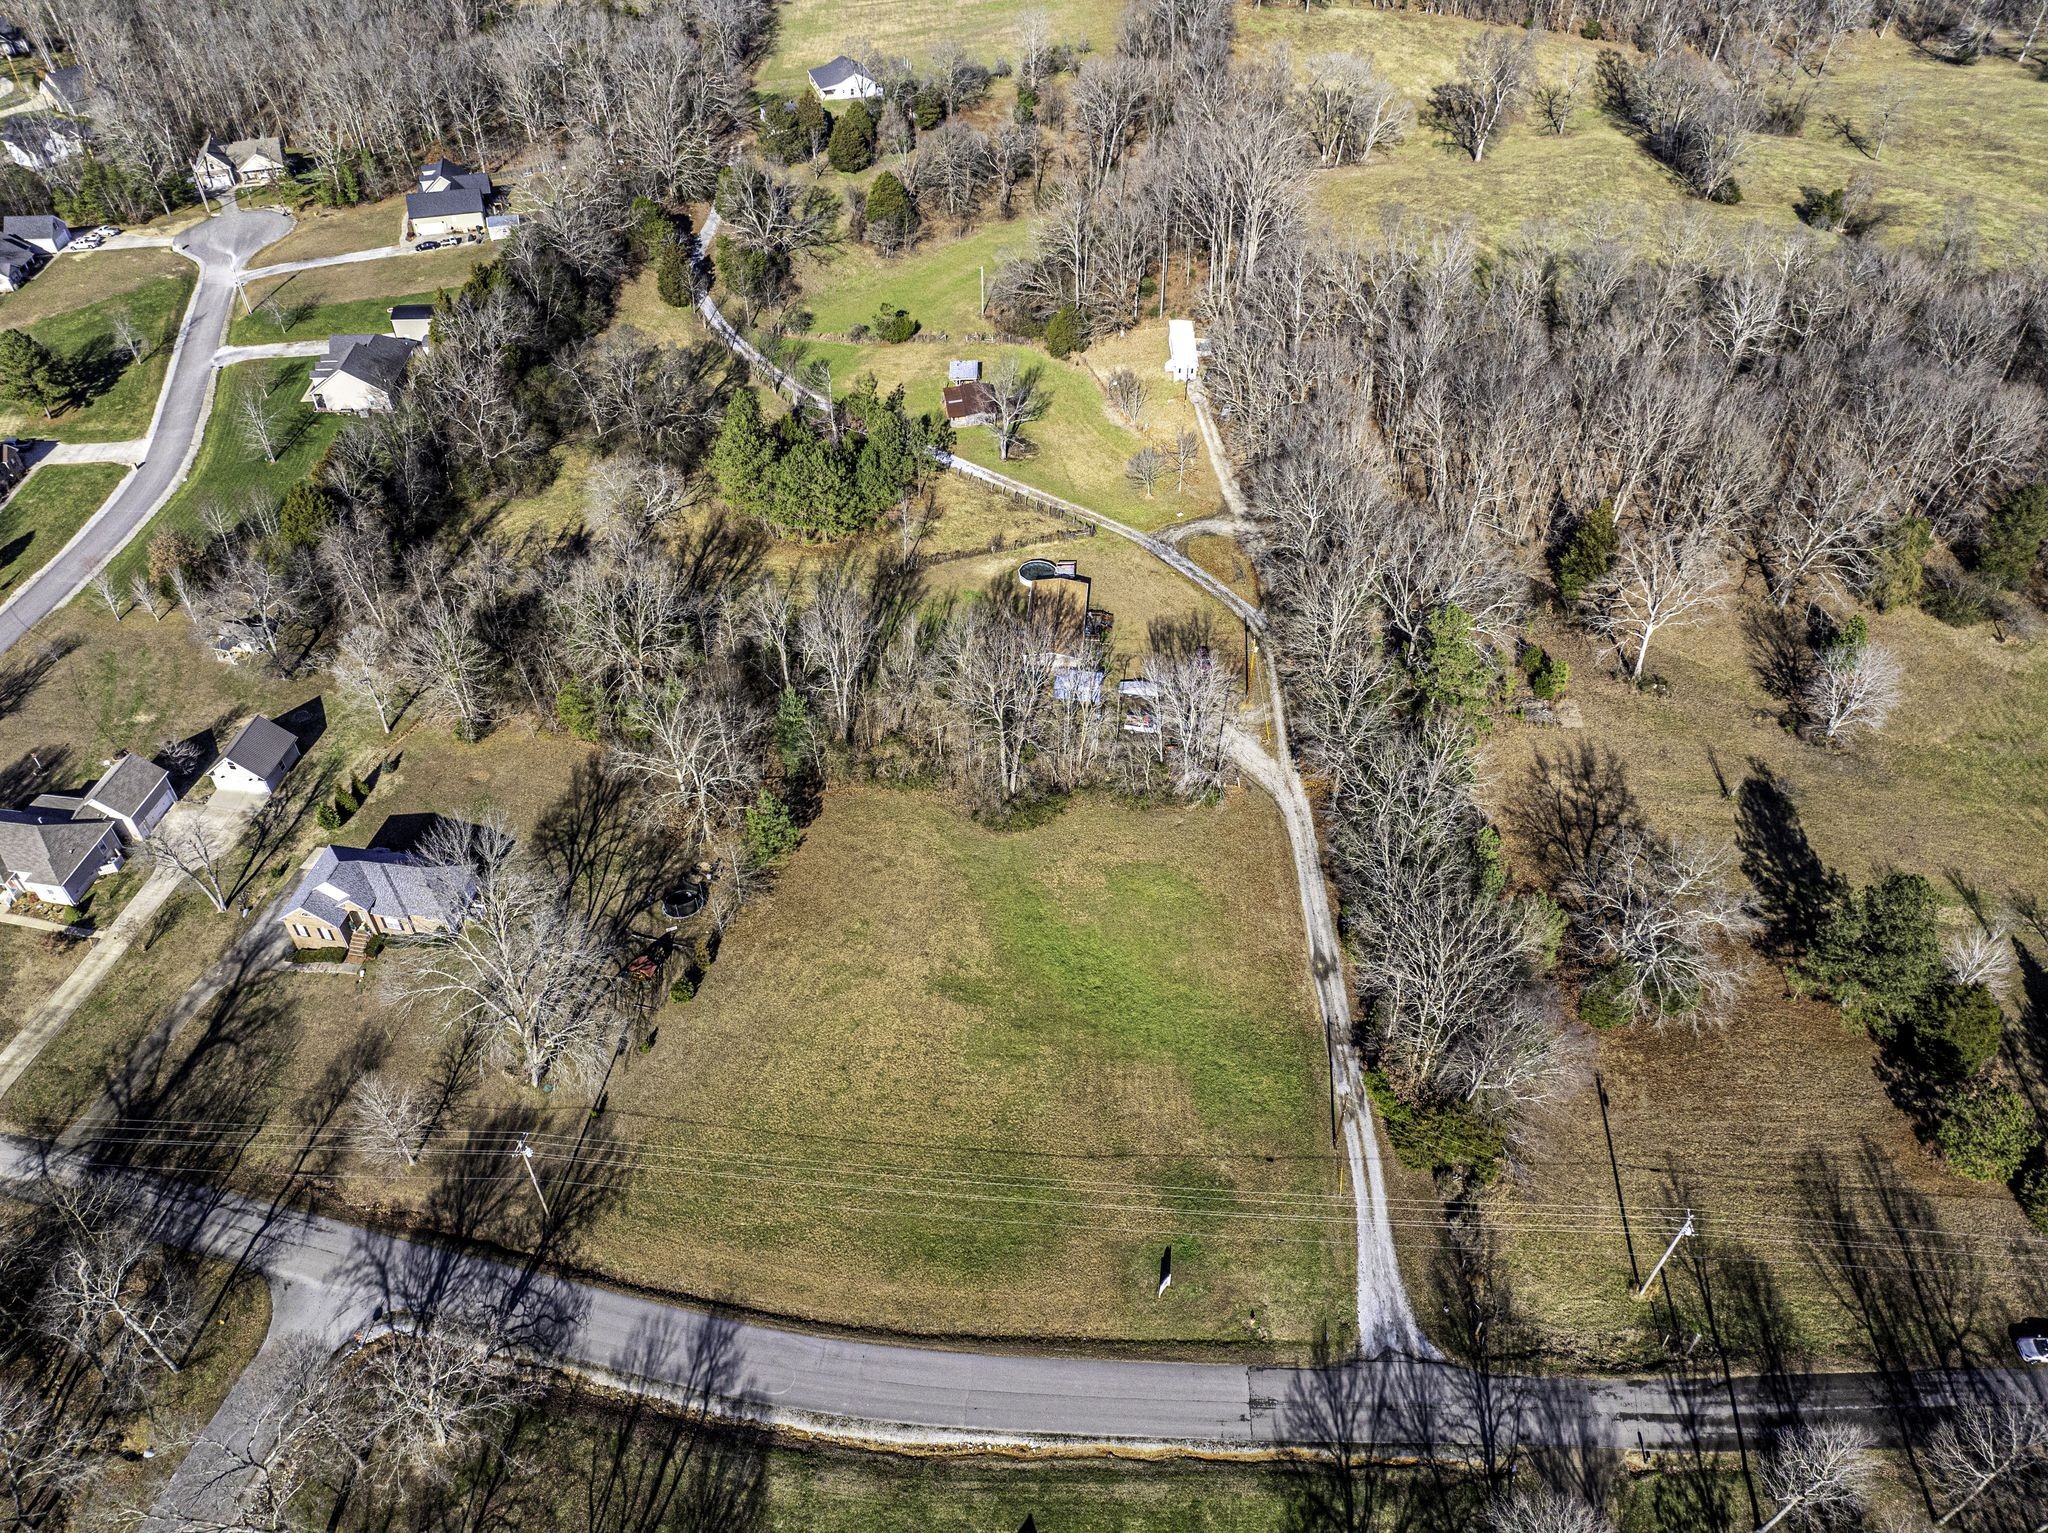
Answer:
[1164,318,1204,384]
[806,55,882,103]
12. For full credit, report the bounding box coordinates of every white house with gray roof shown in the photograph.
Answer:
[30,752,175,842]
[404,158,493,242]
[191,134,287,194]
[806,55,881,102]
[280,846,477,951]
[0,811,123,909]
[211,716,301,796]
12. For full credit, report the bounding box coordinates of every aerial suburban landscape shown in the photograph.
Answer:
[0,0,2043,1527]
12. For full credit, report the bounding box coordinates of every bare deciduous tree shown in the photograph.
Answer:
[109,305,146,366]
[348,1072,434,1172]
[1800,633,1902,743]
[128,574,164,621]
[147,816,236,913]
[1104,366,1150,430]
[36,1189,197,1403]
[239,379,282,464]
[986,357,1050,462]
[1170,429,1201,493]
[1924,1402,2048,1527]
[1587,514,1732,682]
[1125,445,1164,497]
[1531,61,1589,136]
[0,1377,98,1525]
[1298,51,1412,165]
[609,676,763,837]
[1489,1484,1614,1533]
[1757,1421,1873,1531]
[334,624,399,734]
[794,557,882,745]
[350,1318,536,1489]
[90,570,122,621]
[391,825,625,1091]
[1429,30,1533,163]
[1566,830,1758,1031]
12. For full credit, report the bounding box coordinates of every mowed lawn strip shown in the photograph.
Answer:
[249,193,409,265]
[105,357,340,587]
[0,270,196,443]
[0,462,127,598]
[1236,13,2048,252]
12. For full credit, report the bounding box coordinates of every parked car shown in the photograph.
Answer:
[413,238,443,251]
[2019,1323,2048,1364]
[94,224,117,237]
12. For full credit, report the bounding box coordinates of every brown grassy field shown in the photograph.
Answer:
[0,247,189,330]
[1238,11,2048,253]
[252,194,410,265]
[151,785,1350,1352]
[1462,596,2048,1366]
[759,0,1107,93]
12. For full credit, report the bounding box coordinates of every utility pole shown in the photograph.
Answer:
[1596,1072,1642,1291]
[513,1135,550,1219]
[1634,1210,1694,1301]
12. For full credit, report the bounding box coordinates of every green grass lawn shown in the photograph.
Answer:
[104,357,340,587]
[0,462,126,599]
[0,247,188,330]
[229,246,487,343]
[1237,13,2048,253]
[0,270,196,443]
[760,0,1107,92]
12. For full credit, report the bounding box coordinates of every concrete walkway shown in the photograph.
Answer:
[37,438,148,466]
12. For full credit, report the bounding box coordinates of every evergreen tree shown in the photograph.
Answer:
[774,687,815,774]
[1798,871,1945,1032]
[795,92,831,157]
[655,238,691,308]
[275,480,334,553]
[864,171,916,251]
[1414,604,1496,727]
[768,431,859,538]
[1044,304,1086,359]
[1975,482,2048,589]
[0,328,68,418]
[709,388,776,516]
[1555,501,1618,602]
[743,790,804,867]
[827,100,878,173]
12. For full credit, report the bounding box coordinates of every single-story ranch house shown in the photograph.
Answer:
[0,812,122,909]
[280,846,478,952]
[303,333,419,414]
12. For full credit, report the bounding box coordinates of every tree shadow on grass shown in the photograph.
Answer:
[1507,741,1641,887]
[1734,761,1846,953]
[534,759,698,938]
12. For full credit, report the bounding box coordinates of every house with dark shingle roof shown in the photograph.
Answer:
[404,158,493,241]
[2,214,67,254]
[302,333,419,414]
[0,114,85,172]
[280,846,477,951]
[0,810,123,908]
[806,54,881,102]
[210,716,301,796]
[29,753,175,841]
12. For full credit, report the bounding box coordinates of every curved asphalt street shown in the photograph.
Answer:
[0,206,292,658]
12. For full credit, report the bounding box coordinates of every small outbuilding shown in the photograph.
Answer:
[211,715,302,796]
[943,379,995,428]
[388,304,435,344]
[806,55,883,103]
[1164,318,1204,383]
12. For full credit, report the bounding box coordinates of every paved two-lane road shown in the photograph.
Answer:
[0,206,291,658]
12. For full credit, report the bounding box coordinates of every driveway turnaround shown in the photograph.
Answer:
[0,205,293,659]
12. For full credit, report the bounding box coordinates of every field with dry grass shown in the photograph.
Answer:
[1456,595,2048,1367]
[1238,10,2048,253]
[759,0,1106,93]
[251,193,410,265]
[149,784,1349,1352]
[0,247,189,330]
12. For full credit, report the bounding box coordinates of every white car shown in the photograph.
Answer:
[94,224,118,237]
[2018,1325,2048,1364]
